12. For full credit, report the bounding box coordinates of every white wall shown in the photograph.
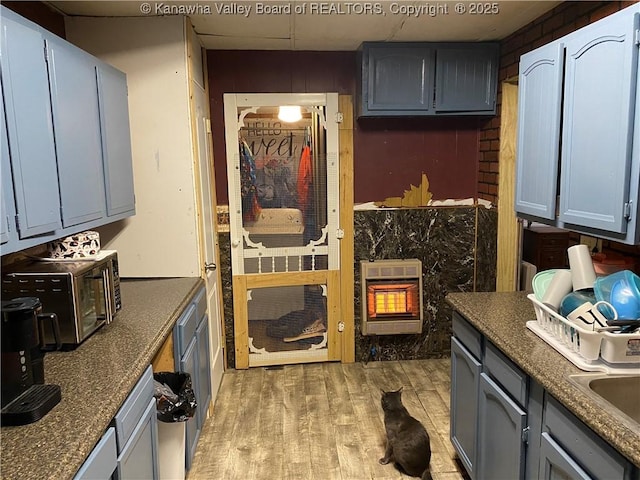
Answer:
[65,16,200,277]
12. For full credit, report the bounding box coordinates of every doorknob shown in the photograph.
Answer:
[204,262,217,272]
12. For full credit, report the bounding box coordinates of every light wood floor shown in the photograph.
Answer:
[187,359,468,480]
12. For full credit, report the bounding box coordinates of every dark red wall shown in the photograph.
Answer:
[208,50,481,204]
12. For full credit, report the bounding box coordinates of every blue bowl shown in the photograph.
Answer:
[594,270,640,320]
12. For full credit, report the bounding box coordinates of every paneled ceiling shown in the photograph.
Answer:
[46,1,561,50]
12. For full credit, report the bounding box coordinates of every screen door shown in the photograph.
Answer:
[224,93,341,368]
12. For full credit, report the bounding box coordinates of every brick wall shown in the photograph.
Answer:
[478,1,637,204]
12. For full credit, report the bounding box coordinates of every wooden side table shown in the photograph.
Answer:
[522,226,570,271]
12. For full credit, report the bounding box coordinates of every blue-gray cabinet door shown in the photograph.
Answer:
[515,41,564,221]
[539,432,592,480]
[366,46,435,112]
[435,45,498,113]
[74,427,117,480]
[1,86,15,247]
[0,9,61,238]
[46,37,105,228]
[116,398,159,480]
[558,11,639,233]
[450,336,481,479]
[196,315,212,430]
[476,373,527,480]
[179,338,200,470]
[96,64,135,217]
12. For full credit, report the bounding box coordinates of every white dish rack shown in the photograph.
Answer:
[526,294,640,374]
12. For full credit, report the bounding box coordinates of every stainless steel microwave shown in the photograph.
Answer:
[2,251,121,349]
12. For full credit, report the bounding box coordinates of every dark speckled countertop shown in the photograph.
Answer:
[446,291,640,468]
[0,277,203,480]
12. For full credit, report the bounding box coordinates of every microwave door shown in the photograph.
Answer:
[76,267,107,341]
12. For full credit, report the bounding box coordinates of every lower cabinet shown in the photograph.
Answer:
[541,396,635,480]
[173,285,211,470]
[451,312,529,480]
[73,427,117,480]
[450,336,480,476]
[451,310,637,480]
[75,366,158,479]
[113,365,159,479]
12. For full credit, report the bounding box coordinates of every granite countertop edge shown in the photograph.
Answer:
[446,291,640,469]
[0,276,204,480]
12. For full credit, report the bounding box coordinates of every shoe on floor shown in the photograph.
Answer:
[283,319,326,342]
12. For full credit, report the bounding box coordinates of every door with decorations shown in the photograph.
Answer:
[224,93,341,368]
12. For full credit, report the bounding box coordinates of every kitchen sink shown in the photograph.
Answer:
[569,374,640,425]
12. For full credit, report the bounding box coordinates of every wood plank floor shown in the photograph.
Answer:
[187,359,469,480]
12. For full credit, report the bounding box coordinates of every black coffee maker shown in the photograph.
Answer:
[1,297,62,426]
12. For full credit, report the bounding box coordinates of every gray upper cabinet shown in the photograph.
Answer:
[1,11,62,238]
[46,36,106,228]
[558,12,638,233]
[1,86,15,247]
[97,64,136,218]
[364,45,435,114]
[358,42,499,117]
[435,44,499,113]
[515,5,640,244]
[0,6,135,256]
[515,41,564,220]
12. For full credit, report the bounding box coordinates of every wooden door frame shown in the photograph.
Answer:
[339,95,355,363]
[230,94,355,369]
[496,80,522,292]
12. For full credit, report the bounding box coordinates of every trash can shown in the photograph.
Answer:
[153,372,197,480]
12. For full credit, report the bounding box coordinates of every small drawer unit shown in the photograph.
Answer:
[522,226,570,271]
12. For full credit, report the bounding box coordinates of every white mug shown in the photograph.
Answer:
[566,301,617,330]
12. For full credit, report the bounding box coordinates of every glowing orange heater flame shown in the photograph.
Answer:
[367,283,419,318]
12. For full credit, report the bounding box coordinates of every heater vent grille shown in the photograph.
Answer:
[360,259,423,335]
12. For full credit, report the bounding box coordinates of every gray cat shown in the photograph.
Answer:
[379,387,432,480]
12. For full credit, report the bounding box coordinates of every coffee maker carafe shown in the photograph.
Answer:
[1,297,62,426]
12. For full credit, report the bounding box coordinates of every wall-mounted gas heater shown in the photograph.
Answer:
[360,259,423,335]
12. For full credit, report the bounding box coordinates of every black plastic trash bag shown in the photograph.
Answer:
[153,372,197,423]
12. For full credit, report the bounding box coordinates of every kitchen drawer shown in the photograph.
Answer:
[452,311,482,360]
[543,395,634,480]
[194,286,207,322]
[483,342,527,407]
[74,427,117,480]
[174,303,197,355]
[113,365,154,452]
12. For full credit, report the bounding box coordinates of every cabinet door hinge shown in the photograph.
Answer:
[521,426,530,444]
[624,201,632,221]
[635,29,640,46]
[335,112,343,123]
[14,213,20,231]
[336,228,344,239]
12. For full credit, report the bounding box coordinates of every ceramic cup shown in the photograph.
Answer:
[541,269,573,311]
[566,300,617,330]
[568,244,597,291]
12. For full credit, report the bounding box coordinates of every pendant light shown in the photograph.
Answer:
[278,105,302,123]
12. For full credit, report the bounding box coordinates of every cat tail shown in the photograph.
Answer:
[421,467,433,480]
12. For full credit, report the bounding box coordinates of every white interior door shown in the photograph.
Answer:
[193,83,224,401]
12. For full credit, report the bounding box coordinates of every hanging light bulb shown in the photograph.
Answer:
[278,105,302,123]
